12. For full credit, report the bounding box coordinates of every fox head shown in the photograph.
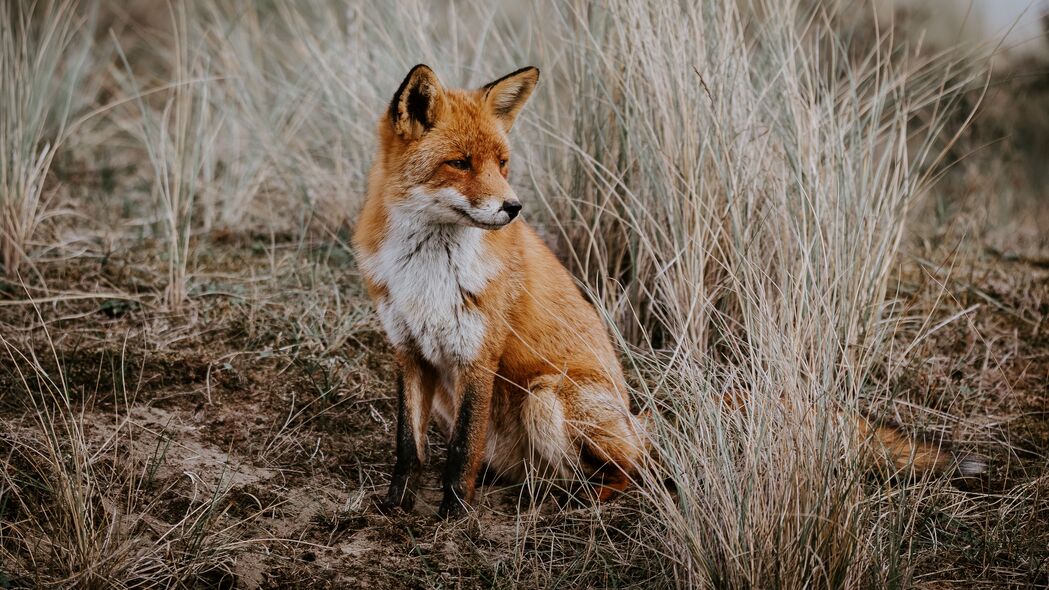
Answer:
[376,64,539,229]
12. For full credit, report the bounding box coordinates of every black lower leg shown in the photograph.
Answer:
[439,376,491,518]
[384,374,422,511]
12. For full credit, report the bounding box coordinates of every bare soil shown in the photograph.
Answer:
[0,236,656,589]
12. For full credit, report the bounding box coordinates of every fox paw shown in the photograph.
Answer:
[437,496,470,519]
[377,487,416,514]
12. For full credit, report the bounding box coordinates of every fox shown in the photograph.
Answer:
[353,64,983,519]
[353,64,645,517]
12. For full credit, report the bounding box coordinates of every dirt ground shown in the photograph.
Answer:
[1,216,1047,588]
[0,231,664,589]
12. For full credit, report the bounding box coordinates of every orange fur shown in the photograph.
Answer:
[354,65,644,517]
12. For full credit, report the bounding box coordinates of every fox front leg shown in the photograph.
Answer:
[438,368,495,518]
[383,355,435,512]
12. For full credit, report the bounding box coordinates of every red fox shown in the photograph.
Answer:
[353,64,645,517]
[353,64,983,518]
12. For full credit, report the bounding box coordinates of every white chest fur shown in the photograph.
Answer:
[361,202,500,370]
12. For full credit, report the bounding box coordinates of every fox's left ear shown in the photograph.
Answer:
[481,66,539,132]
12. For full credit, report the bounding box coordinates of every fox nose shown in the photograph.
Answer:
[501,200,522,220]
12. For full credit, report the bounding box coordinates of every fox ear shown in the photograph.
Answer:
[390,64,445,140]
[481,66,539,132]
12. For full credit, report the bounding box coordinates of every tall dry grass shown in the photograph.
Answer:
[518,2,980,586]
[111,2,219,310]
[0,0,94,278]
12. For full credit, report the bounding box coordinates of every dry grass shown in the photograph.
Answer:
[0,0,96,279]
[525,3,989,586]
[0,326,255,588]
[1,0,1046,588]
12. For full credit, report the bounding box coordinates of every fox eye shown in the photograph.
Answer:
[499,158,509,167]
[446,159,470,171]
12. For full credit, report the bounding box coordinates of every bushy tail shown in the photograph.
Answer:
[717,389,985,478]
[854,415,986,477]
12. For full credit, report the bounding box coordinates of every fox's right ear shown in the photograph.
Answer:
[389,64,445,140]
